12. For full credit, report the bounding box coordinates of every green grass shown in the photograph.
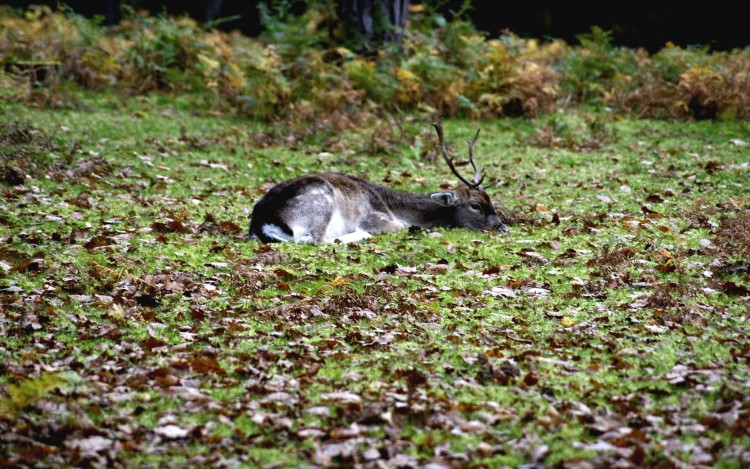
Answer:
[1,94,749,468]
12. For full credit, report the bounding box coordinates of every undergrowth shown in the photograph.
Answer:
[0,96,749,468]
[1,2,749,134]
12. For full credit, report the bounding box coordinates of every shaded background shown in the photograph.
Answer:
[3,0,749,52]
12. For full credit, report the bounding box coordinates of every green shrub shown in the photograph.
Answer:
[1,3,748,123]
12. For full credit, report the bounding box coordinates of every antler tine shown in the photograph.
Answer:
[432,121,475,189]
[467,129,485,187]
[483,179,498,189]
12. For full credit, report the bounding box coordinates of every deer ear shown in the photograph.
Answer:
[431,190,459,206]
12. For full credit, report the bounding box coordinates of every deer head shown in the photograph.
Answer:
[431,121,507,233]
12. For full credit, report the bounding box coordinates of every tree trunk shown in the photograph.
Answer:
[205,0,224,22]
[338,0,409,45]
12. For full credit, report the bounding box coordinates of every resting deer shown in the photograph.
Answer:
[248,122,507,243]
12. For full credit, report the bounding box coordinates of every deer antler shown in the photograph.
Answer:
[467,129,485,187]
[432,121,484,189]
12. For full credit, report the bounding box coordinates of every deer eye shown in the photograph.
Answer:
[470,203,482,212]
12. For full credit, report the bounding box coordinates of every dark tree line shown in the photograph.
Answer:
[4,0,747,52]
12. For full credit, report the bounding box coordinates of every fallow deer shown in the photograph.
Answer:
[248,122,507,243]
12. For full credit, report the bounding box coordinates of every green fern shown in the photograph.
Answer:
[0,373,70,418]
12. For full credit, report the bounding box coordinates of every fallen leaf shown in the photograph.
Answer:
[525,287,550,298]
[190,357,226,375]
[363,448,381,461]
[425,262,449,273]
[331,276,350,287]
[154,425,189,439]
[321,391,362,405]
[65,435,112,455]
[485,286,517,298]
[330,423,362,440]
[561,316,575,327]
[644,324,668,333]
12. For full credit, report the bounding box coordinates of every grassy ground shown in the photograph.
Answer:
[1,94,749,468]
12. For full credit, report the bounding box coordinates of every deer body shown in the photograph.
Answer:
[248,123,507,244]
[249,172,505,243]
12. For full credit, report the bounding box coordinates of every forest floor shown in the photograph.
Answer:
[1,94,749,468]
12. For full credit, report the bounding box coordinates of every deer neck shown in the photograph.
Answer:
[373,185,456,228]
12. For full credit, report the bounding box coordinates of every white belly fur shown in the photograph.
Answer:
[262,224,293,242]
[324,209,351,239]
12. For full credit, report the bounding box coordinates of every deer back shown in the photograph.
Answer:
[249,173,399,243]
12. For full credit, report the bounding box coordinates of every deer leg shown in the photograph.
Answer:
[324,211,398,243]
[333,230,372,243]
[291,214,330,243]
[360,212,406,234]
[281,189,335,243]
[290,226,316,243]
[260,223,294,242]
